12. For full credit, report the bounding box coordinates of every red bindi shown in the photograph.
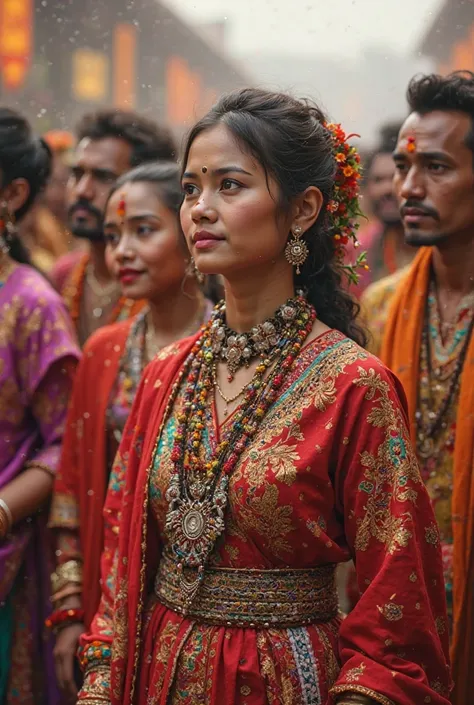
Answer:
[117,193,126,224]
[406,136,416,153]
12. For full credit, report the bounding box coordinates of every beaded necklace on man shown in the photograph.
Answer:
[163,294,316,606]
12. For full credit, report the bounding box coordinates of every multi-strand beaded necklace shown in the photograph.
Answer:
[164,295,315,605]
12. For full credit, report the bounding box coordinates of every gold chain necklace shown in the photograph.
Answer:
[212,364,248,416]
[85,264,120,319]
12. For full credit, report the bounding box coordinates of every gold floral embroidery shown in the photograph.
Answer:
[344,662,366,682]
[331,684,396,705]
[353,366,421,554]
[306,516,327,538]
[236,484,294,558]
[155,343,181,361]
[242,427,302,487]
[377,601,404,621]
[435,616,446,635]
[313,374,337,411]
[424,523,439,546]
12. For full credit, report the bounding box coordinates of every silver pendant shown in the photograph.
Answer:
[93,307,103,318]
[165,474,229,606]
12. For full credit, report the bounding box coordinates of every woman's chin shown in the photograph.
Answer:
[119,284,147,301]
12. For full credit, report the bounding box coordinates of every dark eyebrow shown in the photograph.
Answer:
[128,213,160,222]
[183,166,252,178]
[393,150,452,162]
[104,214,160,227]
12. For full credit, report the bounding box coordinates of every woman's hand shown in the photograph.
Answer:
[52,595,84,702]
[54,621,84,702]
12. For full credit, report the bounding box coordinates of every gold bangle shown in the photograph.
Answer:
[51,559,83,594]
[0,498,13,528]
[0,508,9,539]
[25,461,55,478]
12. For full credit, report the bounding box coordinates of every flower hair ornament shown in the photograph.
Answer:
[324,122,368,285]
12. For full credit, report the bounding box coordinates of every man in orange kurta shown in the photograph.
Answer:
[362,71,474,705]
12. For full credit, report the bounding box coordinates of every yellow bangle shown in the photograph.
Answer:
[51,560,83,594]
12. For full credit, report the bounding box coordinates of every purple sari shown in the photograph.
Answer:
[0,263,80,705]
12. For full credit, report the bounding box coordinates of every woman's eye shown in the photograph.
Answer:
[183,183,198,196]
[104,232,119,246]
[221,179,240,191]
[137,225,153,237]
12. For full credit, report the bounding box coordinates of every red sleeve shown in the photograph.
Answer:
[330,361,451,705]
[76,375,149,703]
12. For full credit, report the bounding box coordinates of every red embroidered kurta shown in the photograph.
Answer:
[79,331,451,705]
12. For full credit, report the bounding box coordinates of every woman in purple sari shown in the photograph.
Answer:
[0,108,80,704]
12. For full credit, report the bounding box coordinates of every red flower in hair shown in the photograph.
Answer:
[323,121,367,285]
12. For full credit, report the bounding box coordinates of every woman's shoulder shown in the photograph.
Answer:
[6,264,74,329]
[8,264,64,306]
[141,334,200,386]
[305,329,402,394]
[83,318,134,357]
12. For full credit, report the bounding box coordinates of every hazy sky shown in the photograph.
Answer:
[162,0,442,59]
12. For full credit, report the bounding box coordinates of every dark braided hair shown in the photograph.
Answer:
[181,88,367,346]
[0,107,52,264]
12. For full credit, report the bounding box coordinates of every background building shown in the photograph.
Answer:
[419,0,474,73]
[0,0,248,134]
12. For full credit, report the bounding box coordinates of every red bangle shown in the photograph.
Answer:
[45,607,85,631]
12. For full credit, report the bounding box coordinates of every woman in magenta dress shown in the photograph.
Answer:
[78,90,451,705]
[0,108,80,703]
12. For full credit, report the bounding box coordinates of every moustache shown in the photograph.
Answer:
[401,200,440,220]
[68,199,103,221]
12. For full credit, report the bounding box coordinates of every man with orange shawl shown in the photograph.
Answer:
[361,71,474,705]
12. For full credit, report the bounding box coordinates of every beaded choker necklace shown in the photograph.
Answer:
[210,294,306,380]
[164,296,316,606]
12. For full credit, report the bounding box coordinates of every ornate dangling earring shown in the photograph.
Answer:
[285,225,308,275]
[188,256,205,284]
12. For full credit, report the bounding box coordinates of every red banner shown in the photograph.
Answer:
[0,0,33,90]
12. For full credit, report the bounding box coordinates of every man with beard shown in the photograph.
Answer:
[51,109,176,345]
[361,72,474,705]
[350,122,415,297]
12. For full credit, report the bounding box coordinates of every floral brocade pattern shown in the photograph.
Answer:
[79,331,451,705]
[416,285,474,624]
[0,263,80,704]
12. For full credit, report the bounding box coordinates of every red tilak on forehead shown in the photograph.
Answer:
[117,193,126,223]
[406,136,416,153]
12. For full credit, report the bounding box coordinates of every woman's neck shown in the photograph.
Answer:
[147,280,205,346]
[223,263,295,332]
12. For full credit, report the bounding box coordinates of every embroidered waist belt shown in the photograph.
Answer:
[154,552,339,628]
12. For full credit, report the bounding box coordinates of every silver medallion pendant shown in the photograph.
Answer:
[165,474,229,605]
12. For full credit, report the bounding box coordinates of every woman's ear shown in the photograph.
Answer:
[3,178,30,218]
[291,186,324,234]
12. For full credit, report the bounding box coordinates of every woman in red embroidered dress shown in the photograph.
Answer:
[78,90,451,705]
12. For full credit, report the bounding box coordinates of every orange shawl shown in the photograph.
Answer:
[380,246,474,705]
